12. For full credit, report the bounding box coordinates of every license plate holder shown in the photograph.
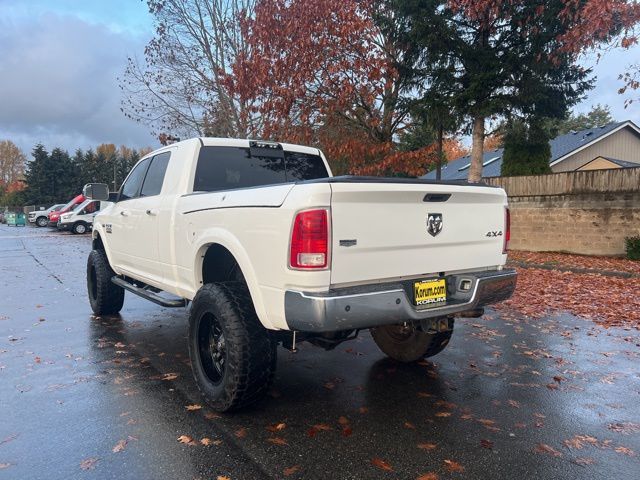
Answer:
[414,278,447,307]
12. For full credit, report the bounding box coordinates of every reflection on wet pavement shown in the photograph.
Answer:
[1,225,639,479]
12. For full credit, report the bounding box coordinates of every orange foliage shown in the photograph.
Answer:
[448,1,640,57]
[443,138,469,161]
[5,180,26,193]
[229,0,417,175]
[483,134,503,151]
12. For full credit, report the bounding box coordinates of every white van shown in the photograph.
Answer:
[57,199,111,234]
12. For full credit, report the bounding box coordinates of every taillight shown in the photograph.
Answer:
[290,209,329,269]
[503,207,511,254]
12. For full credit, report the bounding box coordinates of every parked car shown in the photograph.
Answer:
[48,194,85,226]
[57,199,110,234]
[28,204,65,227]
[84,138,516,412]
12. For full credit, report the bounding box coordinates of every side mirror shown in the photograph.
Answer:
[83,183,110,201]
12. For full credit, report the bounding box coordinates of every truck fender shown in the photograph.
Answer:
[92,225,117,272]
[193,231,275,330]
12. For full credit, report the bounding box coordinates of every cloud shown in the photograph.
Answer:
[576,48,640,122]
[0,12,156,157]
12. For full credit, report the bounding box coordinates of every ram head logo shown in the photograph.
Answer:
[427,213,443,237]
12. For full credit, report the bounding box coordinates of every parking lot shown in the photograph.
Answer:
[1,225,639,480]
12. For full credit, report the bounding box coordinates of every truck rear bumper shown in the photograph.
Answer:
[284,268,517,332]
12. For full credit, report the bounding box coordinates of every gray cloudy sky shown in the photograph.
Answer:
[0,1,638,159]
[0,0,156,157]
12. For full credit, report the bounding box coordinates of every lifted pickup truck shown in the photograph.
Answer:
[84,138,516,411]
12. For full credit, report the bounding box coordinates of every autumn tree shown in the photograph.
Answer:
[0,140,26,186]
[229,0,438,176]
[392,0,640,182]
[619,64,640,108]
[120,0,257,138]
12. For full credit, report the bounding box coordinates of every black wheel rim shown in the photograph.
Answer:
[198,312,226,385]
[89,263,98,301]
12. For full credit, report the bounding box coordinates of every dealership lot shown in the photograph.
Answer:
[1,225,639,480]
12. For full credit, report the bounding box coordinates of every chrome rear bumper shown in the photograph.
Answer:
[284,268,517,332]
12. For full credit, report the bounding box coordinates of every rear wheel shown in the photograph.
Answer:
[188,282,276,412]
[36,216,48,227]
[87,249,124,315]
[370,319,453,362]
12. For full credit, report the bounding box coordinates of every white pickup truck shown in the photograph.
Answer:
[84,138,516,411]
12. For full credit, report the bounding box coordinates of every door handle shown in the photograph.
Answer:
[120,210,130,217]
[146,209,158,216]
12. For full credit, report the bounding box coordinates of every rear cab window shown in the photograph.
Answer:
[193,145,328,192]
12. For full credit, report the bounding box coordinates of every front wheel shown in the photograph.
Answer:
[370,319,454,363]
[188,282,276,412]
[36,216,48,227]
[87,249,124,315]
[73,222,88,234]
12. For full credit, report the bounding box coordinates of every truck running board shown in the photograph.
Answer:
[111,276,187,308]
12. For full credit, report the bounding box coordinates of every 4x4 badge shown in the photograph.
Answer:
[427,213,443,237]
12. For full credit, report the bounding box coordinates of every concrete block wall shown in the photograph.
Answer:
[508,193,640,255]
[485,170,640,256]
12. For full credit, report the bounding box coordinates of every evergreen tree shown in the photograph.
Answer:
[544,104,615,136]
[501,120,552,176]
[390,0,597,182]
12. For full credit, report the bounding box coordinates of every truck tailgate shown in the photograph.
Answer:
[329,181,507,286]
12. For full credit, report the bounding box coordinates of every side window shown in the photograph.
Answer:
[140,152,171,197]
[120,158,151,201]
[82,202,97,214]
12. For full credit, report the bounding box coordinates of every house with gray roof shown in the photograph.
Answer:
[422,120,640,180]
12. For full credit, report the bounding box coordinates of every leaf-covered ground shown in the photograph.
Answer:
[502,251,640,328]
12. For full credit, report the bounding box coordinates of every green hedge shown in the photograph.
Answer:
[625,236,640,260]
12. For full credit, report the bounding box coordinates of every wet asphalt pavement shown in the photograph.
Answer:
[1,225,639,480]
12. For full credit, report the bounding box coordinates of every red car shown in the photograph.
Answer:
[48,194,85,227]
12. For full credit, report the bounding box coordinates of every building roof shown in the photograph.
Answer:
[598,157,640,169]
[422,121,639,180]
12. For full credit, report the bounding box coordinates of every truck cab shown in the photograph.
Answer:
[49,194,85,227]
[83,137,516,412]
[57,199,110,234]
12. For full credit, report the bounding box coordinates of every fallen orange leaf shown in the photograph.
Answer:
[534,443,562,457]
[371,458,393,472]
[267,422,286,432]
[443,459,464,472]
[80,458,98,470]
[267,437,288,446]
[283,465,300,476]
[177,435,197,446]
[235,428,247,439]
[416,473,438,480]
[112,439,127,453]
[417,443,437,451]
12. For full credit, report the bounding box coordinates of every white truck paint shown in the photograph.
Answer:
[84,137,516,411]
